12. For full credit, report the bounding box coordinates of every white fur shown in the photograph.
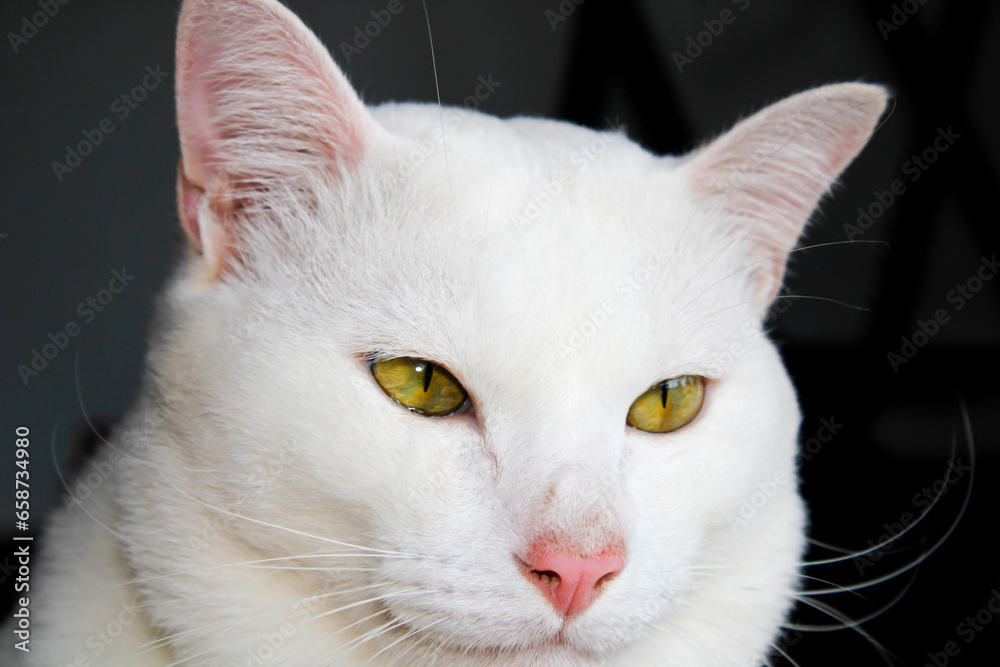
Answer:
[7,1,887,665]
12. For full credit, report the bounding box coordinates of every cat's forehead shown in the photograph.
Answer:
[366,102,695,277]
[277,105,752,383]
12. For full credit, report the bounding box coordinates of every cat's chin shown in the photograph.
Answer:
[384,624,612,667]
[372,599,638,666]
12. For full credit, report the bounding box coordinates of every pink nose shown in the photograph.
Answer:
[521,547,624,616]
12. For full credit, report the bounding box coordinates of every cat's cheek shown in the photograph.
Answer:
[345,410,483,523]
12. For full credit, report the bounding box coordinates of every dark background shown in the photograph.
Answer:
[2,0,998,665]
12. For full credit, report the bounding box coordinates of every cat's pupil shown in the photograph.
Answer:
[660,382,669,409]
[422,362,434,392]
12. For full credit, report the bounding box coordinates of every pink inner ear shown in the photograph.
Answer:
[174,0,378,271]
[177,41,226,190]
[682,84,887,306]
[176,0,376,185]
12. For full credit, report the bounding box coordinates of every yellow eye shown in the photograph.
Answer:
[370,357,468,417]
[626,375,705,433]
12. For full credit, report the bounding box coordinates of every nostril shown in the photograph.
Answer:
[530,569,561,587]
[594,570,619,588]
[520,548,625,616]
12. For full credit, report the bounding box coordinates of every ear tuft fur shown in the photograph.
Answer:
[175,0,378,275]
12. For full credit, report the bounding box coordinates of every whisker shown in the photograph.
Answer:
[683,565,866,602]
[681,293,869,331]
[792,596,897,665]
[801,410,973,592]
[392,623,442,666]
[272,605,394,666]
[34,537,397,604]
[138,583,389,652]
[805,536,859,555]
[649,620,728,667]
[788,568,916,632]
[44,416,432,612]
[289,586,437,655]
[364,617,447,665]
[128,422,435,560]
[72,367,430,565]
[322,615,414,664]
[165,588,432,666]
[669,239,888,322]
[420,625,466,666]
[420,0,448,182]
[769,639,802,667]
[72,354,154,468]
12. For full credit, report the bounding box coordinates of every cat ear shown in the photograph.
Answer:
[680,83,888,311]
[175,0,379,276]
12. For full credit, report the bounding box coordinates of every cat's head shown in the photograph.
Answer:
[136,0,887,663]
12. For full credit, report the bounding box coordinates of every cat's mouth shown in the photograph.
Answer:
[375,596,604,662]
[367,549,637,661]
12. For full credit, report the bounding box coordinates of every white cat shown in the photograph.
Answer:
[11,0,887,664]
